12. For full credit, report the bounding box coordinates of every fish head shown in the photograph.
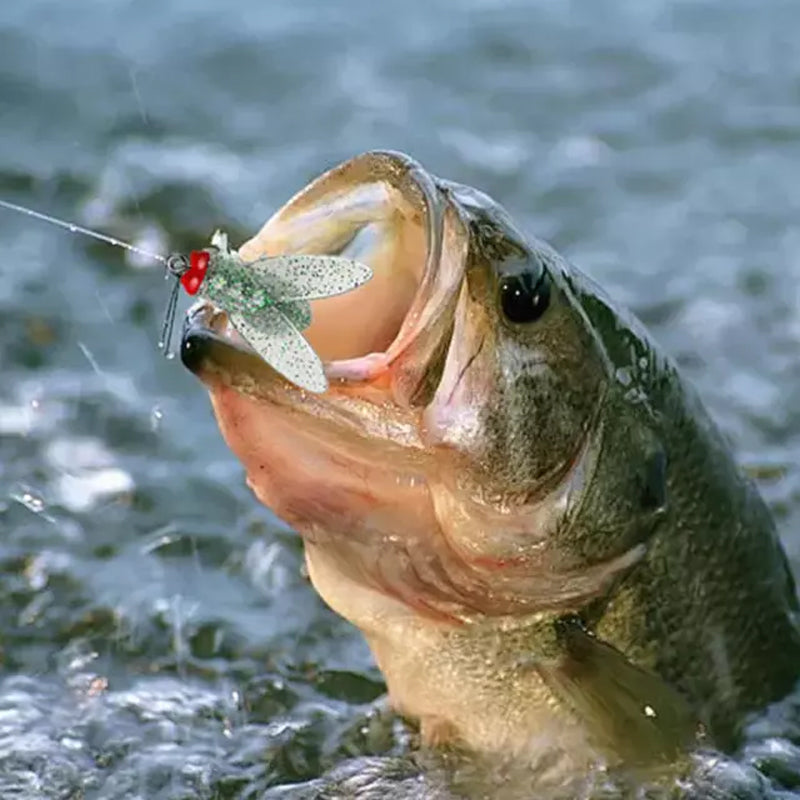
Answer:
[180,149,638,612]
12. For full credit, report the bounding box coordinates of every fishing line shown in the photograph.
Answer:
[0,198,168,265]
[0,197,190,356]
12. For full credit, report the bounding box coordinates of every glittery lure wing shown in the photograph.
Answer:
[227,307,328,393]
[243,254,373,302]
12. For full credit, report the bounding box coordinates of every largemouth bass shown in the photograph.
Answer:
[180,151,800,791]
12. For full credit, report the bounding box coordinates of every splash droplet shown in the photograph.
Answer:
[150,405,164,432]
[615,366,633,387]
[12,488,46,514]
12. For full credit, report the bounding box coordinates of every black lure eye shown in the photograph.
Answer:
[499,270,551,324]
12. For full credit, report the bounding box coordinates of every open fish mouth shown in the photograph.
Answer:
[181,150,462,409]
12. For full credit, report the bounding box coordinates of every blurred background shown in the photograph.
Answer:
[1,0,800,796]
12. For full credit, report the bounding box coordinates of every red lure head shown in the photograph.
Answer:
[181,250,210,295]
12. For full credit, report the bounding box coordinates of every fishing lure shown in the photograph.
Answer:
[0,198,373,392]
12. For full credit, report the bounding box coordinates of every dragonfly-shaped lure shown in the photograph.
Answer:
[0,199,373,393]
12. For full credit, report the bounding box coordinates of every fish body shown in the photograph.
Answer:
[179,151,800,791]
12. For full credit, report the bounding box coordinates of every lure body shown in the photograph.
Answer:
[201,233,311,329]
[182,231,371,393]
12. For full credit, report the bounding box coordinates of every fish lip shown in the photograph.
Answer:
[180,302,221,376]
[180,301,270,383]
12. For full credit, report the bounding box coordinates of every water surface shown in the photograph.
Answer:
[1,0,800,796]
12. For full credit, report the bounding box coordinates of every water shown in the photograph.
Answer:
[0,0,799,796]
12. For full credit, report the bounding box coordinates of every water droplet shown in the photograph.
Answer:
[615,366,633,387]
[67,651,98,672]
[150,405,164,432]
[13,489,46,514]
[60,736,84,752]
[54,468,134,513]
[166,351,176,361]
[68,224,77,233]
[643,704,657,718]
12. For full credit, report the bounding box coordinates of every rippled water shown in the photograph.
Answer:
[1,0,800,796]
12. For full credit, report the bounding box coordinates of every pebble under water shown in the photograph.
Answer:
[2,0,800,797]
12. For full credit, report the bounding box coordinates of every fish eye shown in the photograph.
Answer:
[499,270,551,324]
